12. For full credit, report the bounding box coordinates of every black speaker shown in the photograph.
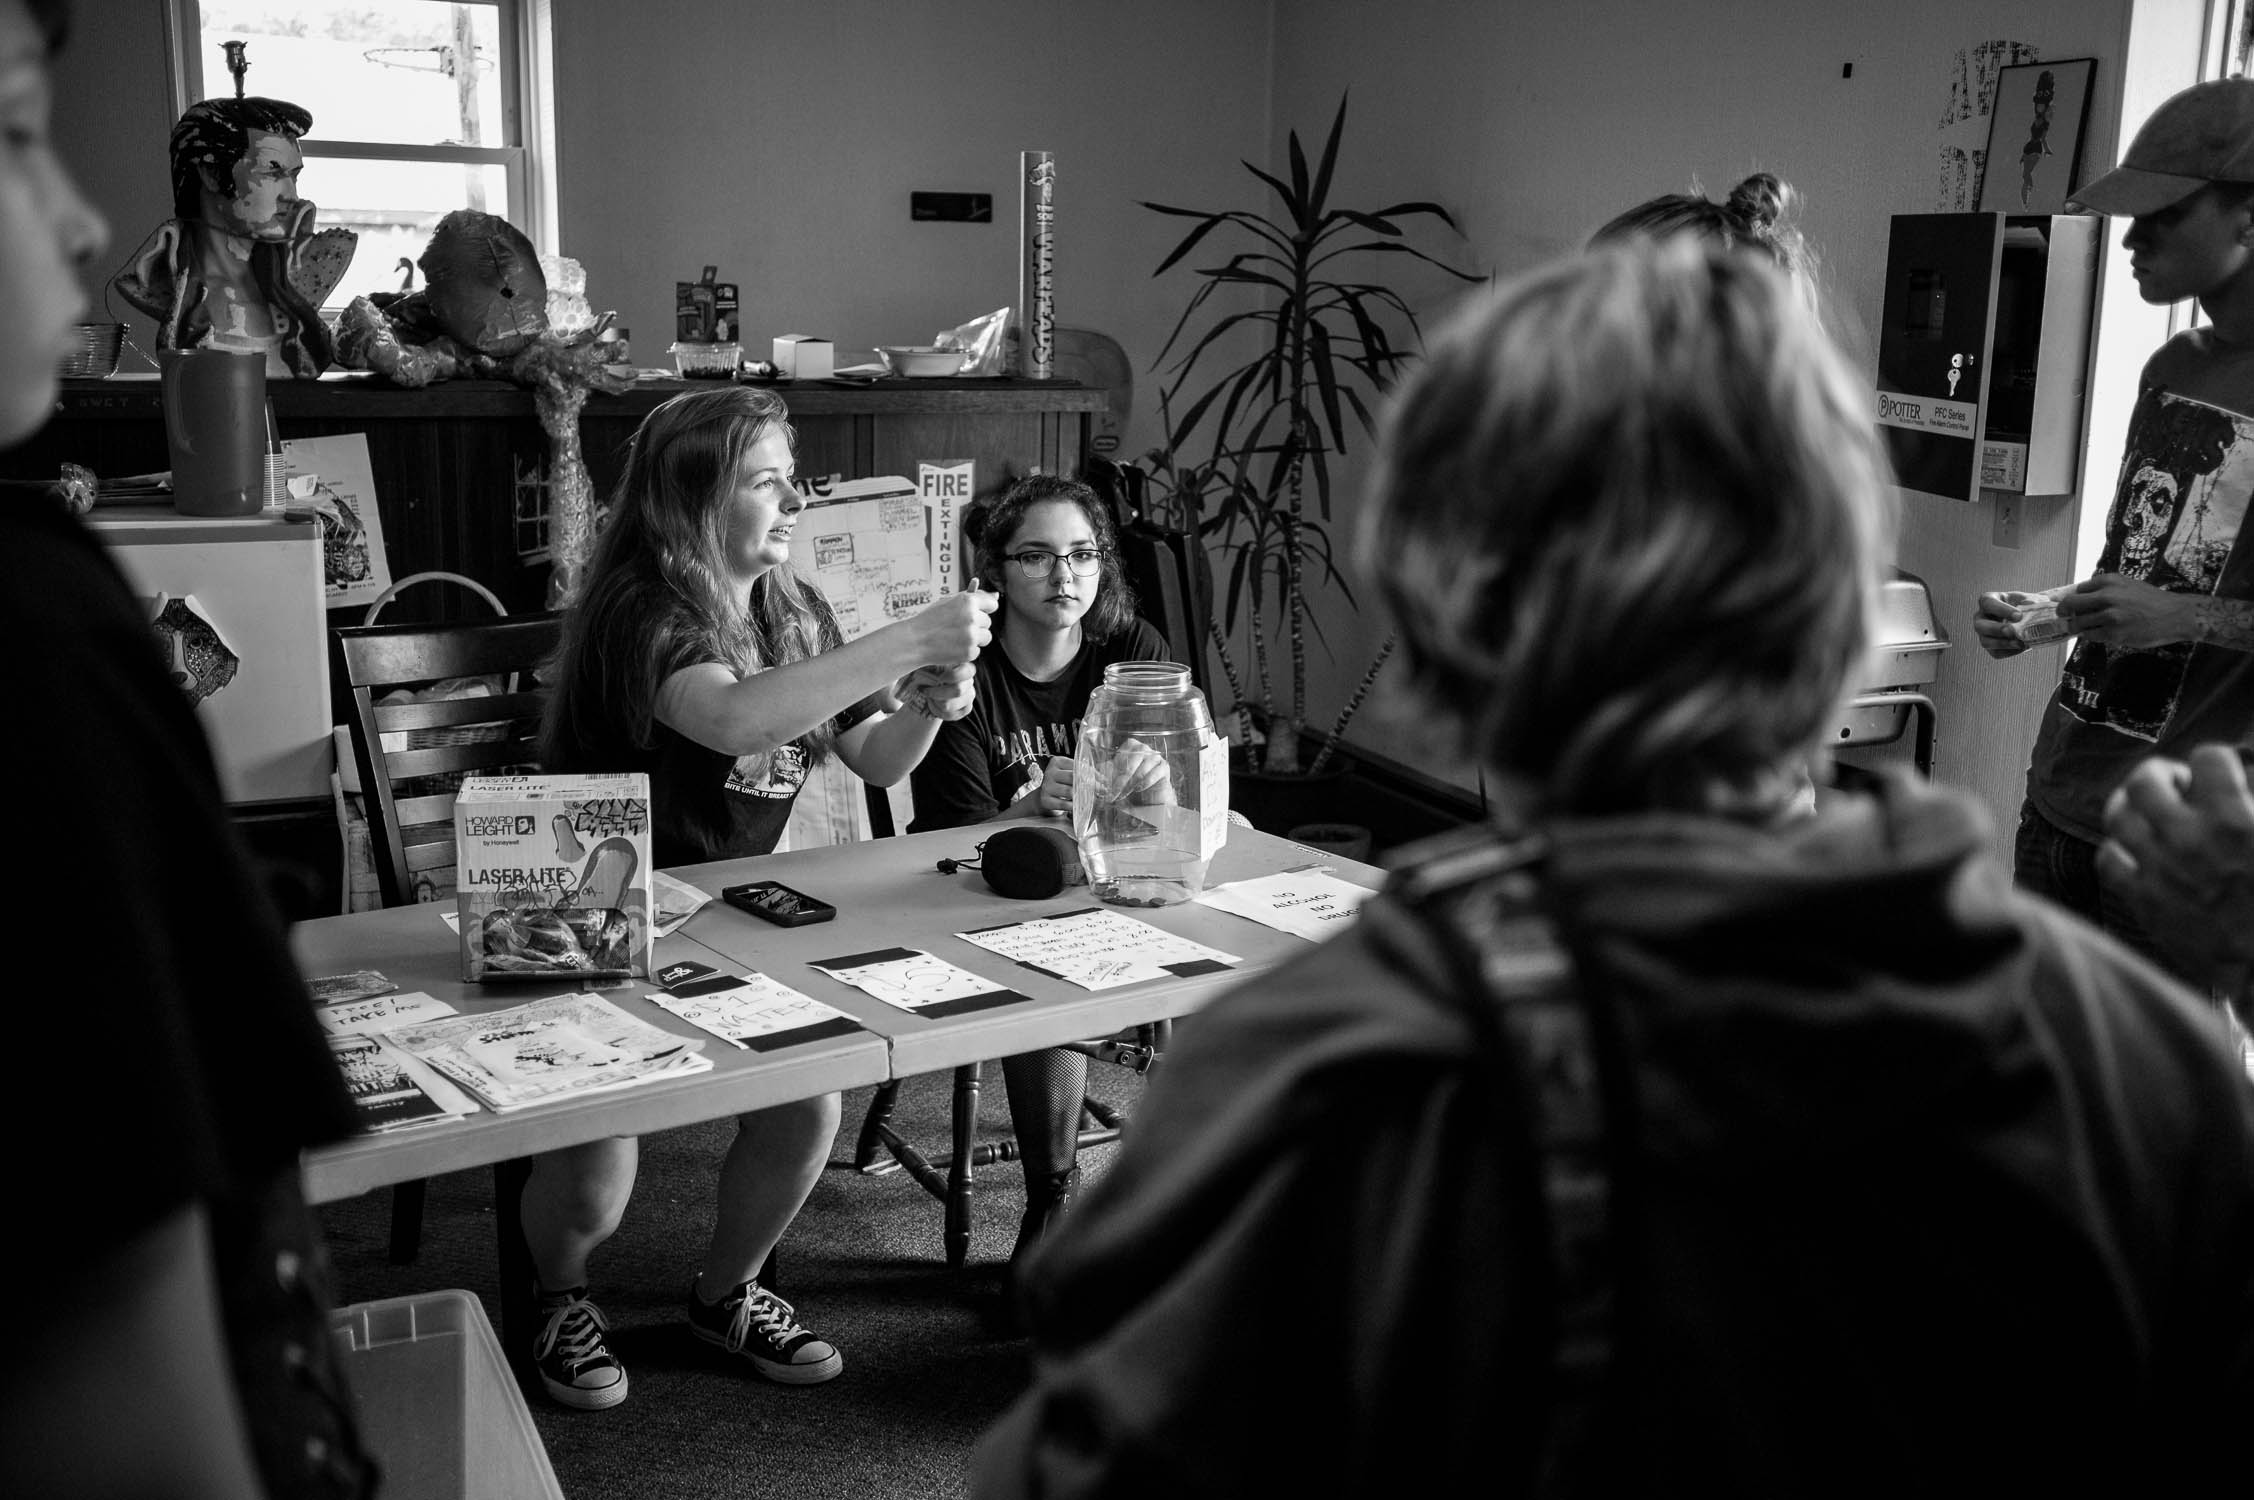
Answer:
[979,824,1085,899]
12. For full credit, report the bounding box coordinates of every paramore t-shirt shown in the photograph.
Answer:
[909,619,1172,831]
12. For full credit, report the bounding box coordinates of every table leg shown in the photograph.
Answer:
[493,1156,536,1371]
[946,1061,982,1269]
[855,1079,902,1172]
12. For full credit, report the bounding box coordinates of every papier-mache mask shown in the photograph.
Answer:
[419,209,550,357]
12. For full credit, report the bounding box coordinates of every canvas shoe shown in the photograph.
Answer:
[686,1275,844,1384]
[531,1286,628,1410]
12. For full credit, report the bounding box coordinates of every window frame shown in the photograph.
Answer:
[158,0,558,254]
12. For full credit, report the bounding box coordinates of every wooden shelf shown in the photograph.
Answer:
[54,373,1108,421]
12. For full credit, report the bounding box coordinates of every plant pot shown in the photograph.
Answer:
[1285,821,1373,863]
[1228,761,1351,838]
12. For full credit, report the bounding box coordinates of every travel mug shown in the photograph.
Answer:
[161,347,267,517]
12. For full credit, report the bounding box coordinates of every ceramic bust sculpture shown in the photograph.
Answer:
[113,96,355,377]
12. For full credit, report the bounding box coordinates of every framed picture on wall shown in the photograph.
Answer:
[1979,58,2096,214]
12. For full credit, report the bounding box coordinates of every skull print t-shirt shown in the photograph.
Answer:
[2026,328,2254,842]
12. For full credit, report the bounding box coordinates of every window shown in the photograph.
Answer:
[163,0,557,310]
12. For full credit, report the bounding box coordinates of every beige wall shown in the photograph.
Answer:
[51,0,2148,864]
[551,0,1272,460]
[1262,0,2132,870]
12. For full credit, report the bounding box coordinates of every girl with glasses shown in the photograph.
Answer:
[909,473,1172,1262]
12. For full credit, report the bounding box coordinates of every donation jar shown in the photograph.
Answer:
[1072,661,1221,907]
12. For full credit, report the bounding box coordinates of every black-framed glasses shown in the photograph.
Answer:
[1003,548,1102,578]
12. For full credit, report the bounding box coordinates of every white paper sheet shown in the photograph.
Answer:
[953,907,1240,992]
[806,948,1026,1017]
[280,433,392,610]
[385,992,709,1112]
[316,990,460,1036]
[645,973,857,1050]
[1195,871,1378,943]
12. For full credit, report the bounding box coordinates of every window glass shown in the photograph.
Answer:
[194,1,504,148]
[314,158,513,307]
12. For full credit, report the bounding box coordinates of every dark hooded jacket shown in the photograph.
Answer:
[973,775,2254,1498]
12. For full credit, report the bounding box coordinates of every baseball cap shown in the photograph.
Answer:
[2069,78,2254,216]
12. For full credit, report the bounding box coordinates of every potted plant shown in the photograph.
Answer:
[1142,93,1478,787]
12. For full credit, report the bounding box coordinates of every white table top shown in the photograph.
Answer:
[295,824,1382,1204]
[292,914,891,1204]
[673,824,1382,1078]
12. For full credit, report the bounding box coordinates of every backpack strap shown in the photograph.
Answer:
[1383,823,1626,1494]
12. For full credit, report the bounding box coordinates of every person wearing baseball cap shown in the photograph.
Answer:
[1975,75,2254,1017]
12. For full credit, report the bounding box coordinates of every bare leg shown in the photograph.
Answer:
[521,1136,637,1290]
[699,1093,840,1291]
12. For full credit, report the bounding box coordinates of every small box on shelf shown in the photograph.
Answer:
[773,335,834,381]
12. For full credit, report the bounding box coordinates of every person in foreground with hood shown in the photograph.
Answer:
[972,239,2254,1497]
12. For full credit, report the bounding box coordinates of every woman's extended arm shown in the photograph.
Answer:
[835,662,976,787]
[656,590,994,759]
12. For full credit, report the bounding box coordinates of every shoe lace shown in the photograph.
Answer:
[534,1294,612,1372]
[720,1283,805,1354]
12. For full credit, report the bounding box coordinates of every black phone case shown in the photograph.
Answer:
[721,881,837,927]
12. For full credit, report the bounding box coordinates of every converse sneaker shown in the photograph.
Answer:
[686,1275,844,1384]
[531,1287,628,1410]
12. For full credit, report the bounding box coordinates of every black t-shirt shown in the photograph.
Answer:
[909,619,1171,831]
[7,499,358,1257]
[545,586,879,866]
[8,497,373,1496]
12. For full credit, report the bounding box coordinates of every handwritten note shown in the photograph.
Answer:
[806,948,1030,1019]
[1196,871,1377,943]
[645,971,865,1051]
[316,990,459,1036]
[954,907,1240,992]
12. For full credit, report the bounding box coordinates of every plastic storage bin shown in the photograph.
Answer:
[331,1289,561,1500]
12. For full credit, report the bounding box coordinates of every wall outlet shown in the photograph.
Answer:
[1991,492,2021,549]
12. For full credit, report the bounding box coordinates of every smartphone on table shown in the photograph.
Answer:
[720,880,837,927]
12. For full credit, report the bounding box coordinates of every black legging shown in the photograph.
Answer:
[1001,1045,1087,1188]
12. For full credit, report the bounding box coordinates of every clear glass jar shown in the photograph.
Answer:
[1073,661,1216,907]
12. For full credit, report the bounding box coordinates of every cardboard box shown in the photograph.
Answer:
[675,269,739,343]
[773,335,833,381]
[455,773,653,982]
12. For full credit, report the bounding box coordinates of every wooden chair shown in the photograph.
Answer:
[852,1026,1167,1269]
[329,608,561,1262]
[332,612,561,909]
[849,784,1166,1270]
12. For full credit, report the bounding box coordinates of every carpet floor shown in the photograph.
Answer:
[317,1066,1141,1499]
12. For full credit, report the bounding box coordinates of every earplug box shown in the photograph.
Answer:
[455,773,654,982]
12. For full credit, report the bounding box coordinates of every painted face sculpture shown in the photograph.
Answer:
[168,97,313,237]
[111,95,352,376]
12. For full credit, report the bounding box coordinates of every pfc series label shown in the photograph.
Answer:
[1874,388,1977,439]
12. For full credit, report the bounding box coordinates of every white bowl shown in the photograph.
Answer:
[880,345,962,378]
